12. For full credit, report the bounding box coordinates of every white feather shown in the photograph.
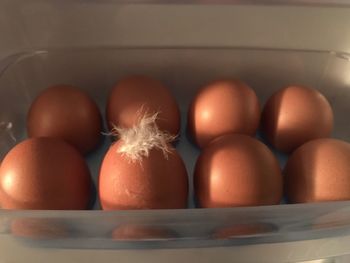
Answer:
[109,112,176,162]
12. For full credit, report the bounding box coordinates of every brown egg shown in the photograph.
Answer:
[213,223,276,239]
[262,85,333,153]
[188,79,260,148]
[106,75,180,135]
[312,208,350,230]
[99,140,188,210]
[194,134,282,208]
[27,85,102,154]
[0,137,91,209]
[11,218,67,239]
[112,225,175,240]
[285,138,350,203]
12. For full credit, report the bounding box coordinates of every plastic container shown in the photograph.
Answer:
[1,47,350,263]
[2,2,350,263]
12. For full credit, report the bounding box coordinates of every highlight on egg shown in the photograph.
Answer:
[106,75,181,136]
[194,134,282,208]
[27,84,103,154]
[213,223,277,239]
[0,137,91,210]
[99,112,188,210]
[261,85,333,153]
[188,79,260,148]
[285,138,350,203]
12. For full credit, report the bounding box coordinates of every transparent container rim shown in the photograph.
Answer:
[1,47,350,80]
[0,200,350,216]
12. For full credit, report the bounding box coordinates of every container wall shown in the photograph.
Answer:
[2,1,350,59]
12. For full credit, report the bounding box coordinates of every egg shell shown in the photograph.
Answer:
[11,218,68,240]
[99,141,188,210]
[27,85,103,154]
[0,137,91,210]
[312,208,350,230]
[194,134,282,208]
[112,225,176,240]
[261,85,333,153]
[106,75,180,135]
[285,138,350,203]
[213,223,276,239]
[188,79,260,148]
